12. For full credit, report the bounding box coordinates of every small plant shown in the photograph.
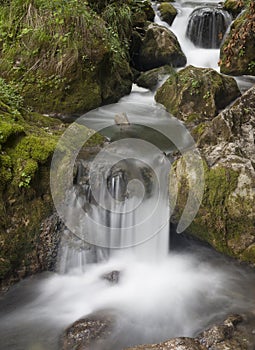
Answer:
[239,48,245,57]
[18,172,32,188]
[203,91,211,100]
[190,79,200,95]
[248,61,255,73]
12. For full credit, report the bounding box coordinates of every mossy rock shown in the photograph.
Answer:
[158,2,177,26]
[0,1,133,115]
[0,79,105,285]
[137,23,187,71]
[223,0,246,17]
[170,85,255,263]
[155,65,240,126]
[135,65,174,90]
[220,2,255,75]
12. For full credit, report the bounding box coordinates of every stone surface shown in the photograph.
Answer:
[155,65,240,126]
[62,311,115,350]
[220,2,255,76]
[171,85,255,262]
[125,314,255,349]
[136,65,173,90]
[158,2,177,26]
[102,270,120,284]
[125,338,206,350]
[136,23,187,71]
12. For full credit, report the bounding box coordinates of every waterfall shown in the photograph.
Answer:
[186,6,232,48]
[57,136,171,274]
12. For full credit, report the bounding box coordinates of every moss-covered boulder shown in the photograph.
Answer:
[158,2,177,26]
[0,0,133,115]
[135,23,186,71]
[223,0,246,17]
[170,85,255,263]
[135,65,174,90]
[220,2,255,75]
[128,0,155,26]
[0,79,105,287]
[155,65,240,126]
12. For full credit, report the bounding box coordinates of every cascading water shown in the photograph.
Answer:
[57,136,171,274]
[186,6,232,48]
[1,2,255,350]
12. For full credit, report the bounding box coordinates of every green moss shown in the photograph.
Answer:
[0,0,133,114]
[172,160,241,256]
[0,120,24,144]
[241,245,255,263]
[159,2,177,26]
[192,122,207,139]
[155,65,240,123]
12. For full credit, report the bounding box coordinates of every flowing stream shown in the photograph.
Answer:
[1,1,255,350]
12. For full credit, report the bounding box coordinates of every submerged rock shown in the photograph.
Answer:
[136,65,174,90]
[135,23,187,71]
[102,270,120,284]
[155,65,240,126]
[171,85,255,263]
[158,2,177,26]
[62,311,115,350]
[220,2,255,76]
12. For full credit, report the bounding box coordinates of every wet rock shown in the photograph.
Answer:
[158,3,177,26]
[125,314,255,349]
[136,65,174,90]
[186,6,232,48]
[36,213,64,271]
[170,84,255,263]
[197,314,253,350]
[125,337,206,349]
[62,311,115,350]
[102,270,120,284]
[155,65,240,126]
[220,2,255,76]
[136,23,187,71]
[131,0,155,27]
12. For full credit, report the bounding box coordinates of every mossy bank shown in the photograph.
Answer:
[0,79,105,287]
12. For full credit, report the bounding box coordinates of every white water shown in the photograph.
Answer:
[1,2,255,350]
[153,1,221,70]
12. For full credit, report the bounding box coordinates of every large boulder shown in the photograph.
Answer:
[0,1,133,115]
[171,85,255,263]
[155,65,240,126]
[158,2,177,26]
[135,23,187,71]
[220,2,255,75]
